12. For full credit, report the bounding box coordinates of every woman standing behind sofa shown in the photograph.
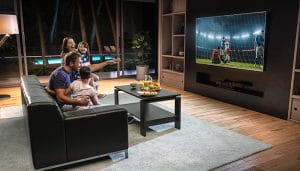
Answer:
[61,37,76,58]
[60,37,78,82]
[60,36,120,72]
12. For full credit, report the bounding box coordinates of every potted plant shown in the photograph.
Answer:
[132,31,151,80]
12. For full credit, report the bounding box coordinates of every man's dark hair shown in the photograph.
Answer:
[64,51,81,66]
[79,66,91,79]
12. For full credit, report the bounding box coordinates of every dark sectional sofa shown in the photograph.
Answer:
[20,75,128,170]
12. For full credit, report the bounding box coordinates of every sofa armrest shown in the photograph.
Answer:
[63,105,128,161]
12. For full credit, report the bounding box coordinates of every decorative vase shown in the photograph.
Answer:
[136,65,149,80]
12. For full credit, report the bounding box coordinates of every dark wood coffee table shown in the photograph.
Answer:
[114,85,181,136]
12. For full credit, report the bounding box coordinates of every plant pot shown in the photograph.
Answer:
[136,65,149,80]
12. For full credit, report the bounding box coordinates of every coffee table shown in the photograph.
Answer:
[114,85,181,136]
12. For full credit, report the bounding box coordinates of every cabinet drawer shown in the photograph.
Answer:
[161,72,184,89]
[291,99,300,121]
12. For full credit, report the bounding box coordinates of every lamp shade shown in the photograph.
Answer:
[0,14,19,35]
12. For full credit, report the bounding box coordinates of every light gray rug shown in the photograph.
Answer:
[0,93,271,171]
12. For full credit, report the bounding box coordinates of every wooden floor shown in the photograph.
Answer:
[1,78,300,170]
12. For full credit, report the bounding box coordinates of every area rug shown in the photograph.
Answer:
[0,93,271,170]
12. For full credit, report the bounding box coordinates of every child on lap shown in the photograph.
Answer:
[70,66,99,110]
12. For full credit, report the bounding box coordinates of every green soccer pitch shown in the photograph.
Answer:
[196,58,263,71]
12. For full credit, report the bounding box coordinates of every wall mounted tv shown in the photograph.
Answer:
[196,11,266,71]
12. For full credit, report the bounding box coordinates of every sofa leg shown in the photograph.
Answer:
[125,149,128,158]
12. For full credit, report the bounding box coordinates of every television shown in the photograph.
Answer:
[195,11,266,71]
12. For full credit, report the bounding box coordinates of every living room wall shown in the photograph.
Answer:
[185,0,299,119]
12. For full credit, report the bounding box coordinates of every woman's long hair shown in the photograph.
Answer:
[60,37,74,57]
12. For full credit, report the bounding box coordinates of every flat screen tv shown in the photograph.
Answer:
[196,11,266,71]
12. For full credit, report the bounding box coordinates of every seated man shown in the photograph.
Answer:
[48,51,89,110]
[47,51,137,123]
[47,51,121,108]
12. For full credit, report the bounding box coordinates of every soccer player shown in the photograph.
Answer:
[224,39,230,63]
[254,30,265,66]
[221,36,230,63]
[211,47,221,64]
[220,36,226,62]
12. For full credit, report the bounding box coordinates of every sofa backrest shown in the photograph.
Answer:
[21,75,67,168]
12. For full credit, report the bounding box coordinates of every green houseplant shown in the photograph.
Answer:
[132,31,151,80]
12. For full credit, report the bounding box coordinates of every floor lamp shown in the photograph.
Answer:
[0,14,20,99]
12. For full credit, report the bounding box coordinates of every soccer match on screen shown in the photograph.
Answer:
[195,11,266,71]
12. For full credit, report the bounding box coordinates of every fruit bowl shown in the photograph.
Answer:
[137,91,158,96]
[139,81,161,91]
